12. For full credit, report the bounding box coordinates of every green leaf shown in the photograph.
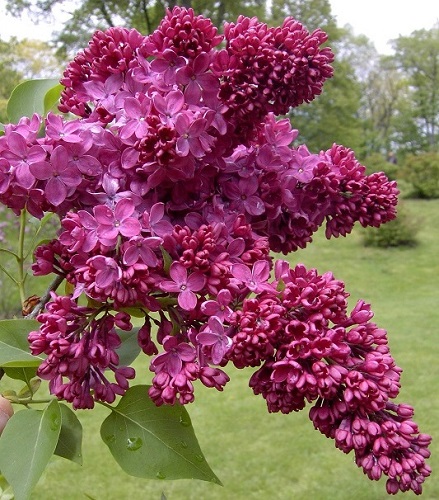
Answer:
[0,400,62,500]
[100,385,221,484]
[117,328,141,366]
[28,212,58,258]
[0,319,43,368]
[43,84,63,115]
[1,390,19,403]
[2,367,37,384]
[6,79,60,122]
[17,378,41,399]
[54,404,83,465]
[0,474,13,499]
[160,246,173,274]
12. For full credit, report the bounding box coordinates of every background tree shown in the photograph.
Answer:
[392,23,439,153]
[10,38,63,79]
[6,0,267,57]
[0,38,23,122]
[359,56,409,157]
[289,56,363,153]
[270,0,335,29]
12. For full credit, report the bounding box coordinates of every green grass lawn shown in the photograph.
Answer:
[3,199,439,500]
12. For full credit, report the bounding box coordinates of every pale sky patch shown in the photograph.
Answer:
[330,0,439,53]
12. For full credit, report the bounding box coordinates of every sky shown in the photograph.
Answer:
[329,0,439,54]
[0,0,438,54]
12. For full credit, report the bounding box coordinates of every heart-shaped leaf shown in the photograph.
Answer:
[7,79,60,122]
[54,404,83,465]
[0,319,43,367]
[0,400,62,500]
[100,385,221,484]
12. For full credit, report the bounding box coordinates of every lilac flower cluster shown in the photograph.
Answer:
[0,7,430,494]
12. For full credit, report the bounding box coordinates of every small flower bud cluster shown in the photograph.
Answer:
[0,7,429,495]
[28,294,135,409]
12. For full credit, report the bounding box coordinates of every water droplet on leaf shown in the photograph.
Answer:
[126,437,143,451]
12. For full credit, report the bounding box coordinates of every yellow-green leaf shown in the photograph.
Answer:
[7,79,60,122]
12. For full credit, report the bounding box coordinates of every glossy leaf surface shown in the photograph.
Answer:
[100,385,221,484]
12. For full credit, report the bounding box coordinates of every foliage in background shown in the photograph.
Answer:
[392,23,439,154]
[290,57,363,152]
[270,0,334,29]
[362,202,420,248]
[9,38,64,79]
[402,152,439,199]
[362,152,399,180]
[359,56,409,157]
[0,39,22,123]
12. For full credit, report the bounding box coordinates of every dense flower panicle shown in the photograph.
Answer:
[145,7,223,58]
[243,269,430,492]
[321,144,399,238]
[227,297,283,368]
[220,16,334,138]
[28,294,135,409]
[59,27,145,117]
[310,401,432,495]
[0,14,396,256]
[0,7,429,495]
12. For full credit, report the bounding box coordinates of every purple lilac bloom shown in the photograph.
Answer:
[30,145,82,206]
[231,260,275,294]
[94,198,141,245]
[201,289,233,320]
[160,262,206,310]
[196,316,232,364]
[0,7,428,495]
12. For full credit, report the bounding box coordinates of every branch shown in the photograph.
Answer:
[98,0,115,28]
[25,274,65,319]
[141,0,152,34]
